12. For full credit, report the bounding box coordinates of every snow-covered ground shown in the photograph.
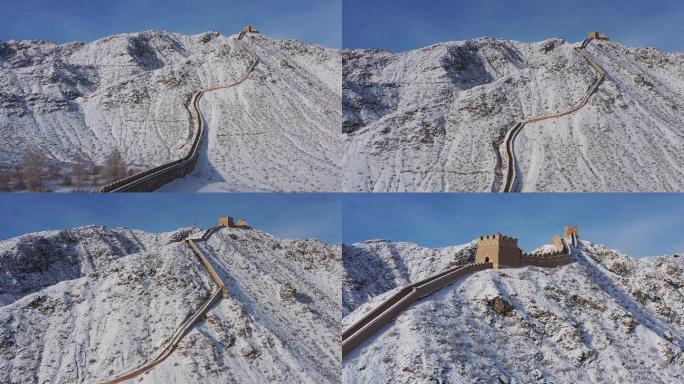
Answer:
[343,238,684,383]
[342,239,475,318]
[0,225,341,383]
[343,37,684,191]
[158,36,341,192]
[0,30,341,191]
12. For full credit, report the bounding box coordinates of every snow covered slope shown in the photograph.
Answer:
[0,30,340,191]
[343,239,684,383]
[343,37,684,192]
[342,239,475,318]
[0,225,341,383]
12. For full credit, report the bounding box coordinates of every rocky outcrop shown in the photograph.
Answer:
[488,296,514,316]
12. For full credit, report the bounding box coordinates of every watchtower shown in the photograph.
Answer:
[564,225,579,246]
[218,216,235,227]
[218,216,252,229]
[243,25,258,34]
[475,233,522,269]
[588,32,609,40]
[551,234,564,251]
[235,218,252,229]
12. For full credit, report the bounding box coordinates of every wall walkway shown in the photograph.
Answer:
[99,227,227,383]
[342,262,493,356]
[498,37,606,192]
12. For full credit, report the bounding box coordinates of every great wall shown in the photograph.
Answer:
[98,26,260,192]
[99,216,251,383]
[497,32,608,192]
[98,30,610,193]
[342,225,579,356]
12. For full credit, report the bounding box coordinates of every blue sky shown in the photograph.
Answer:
[0,0,341,47]
[344,0,684,52]
[0,193,340,243]
[1,193,681,257]
[343,194,684,258]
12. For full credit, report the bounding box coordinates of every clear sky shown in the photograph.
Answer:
[0,193,340,243]
[342,193,684,258]
[343,0,684,52]
[0,0,341,48]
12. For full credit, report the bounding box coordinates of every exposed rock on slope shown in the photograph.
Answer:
[0,30,341,191]
[0,225,195,306]
[343,37,684,192]
[0,225,341,383]
[343,239,684,383]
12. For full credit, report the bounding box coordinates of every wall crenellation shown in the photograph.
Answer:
[522,249,566,259]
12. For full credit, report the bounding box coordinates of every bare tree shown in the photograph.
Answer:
[102,148,127,184]
[47,164,60,180]
[21,146,46,191]
[89,164,100,186]
[0,170,11,191]
[11,166,24,190]
[71,156,92,192]
[61,174,72,187]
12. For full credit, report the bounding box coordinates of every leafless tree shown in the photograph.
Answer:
[21,146,46,191]
[102,148,127,184]
[47,164,60,179]
[61,174,72,187]
[0,170,11,191]
[71,156,92,192]
[11,166,24,190]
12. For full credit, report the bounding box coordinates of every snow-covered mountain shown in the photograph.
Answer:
[343,37,684,192]
[0,29,341,191]
[0,225,341,383]
[343,239,684,383]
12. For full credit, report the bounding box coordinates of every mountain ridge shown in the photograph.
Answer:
[0,224,341,383]
[1,28,341,191]
[343,36,684,192]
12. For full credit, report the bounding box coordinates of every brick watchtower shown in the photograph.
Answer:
[563,225,579,246]
[218,216,235,227]
[475,233,522,269]
[588,32,609,40]
[218,216,252,229]
[243,25,258,34]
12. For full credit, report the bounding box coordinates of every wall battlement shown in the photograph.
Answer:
[478,233,519,248]
[479,233,517,242]
[522,249,566,259]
